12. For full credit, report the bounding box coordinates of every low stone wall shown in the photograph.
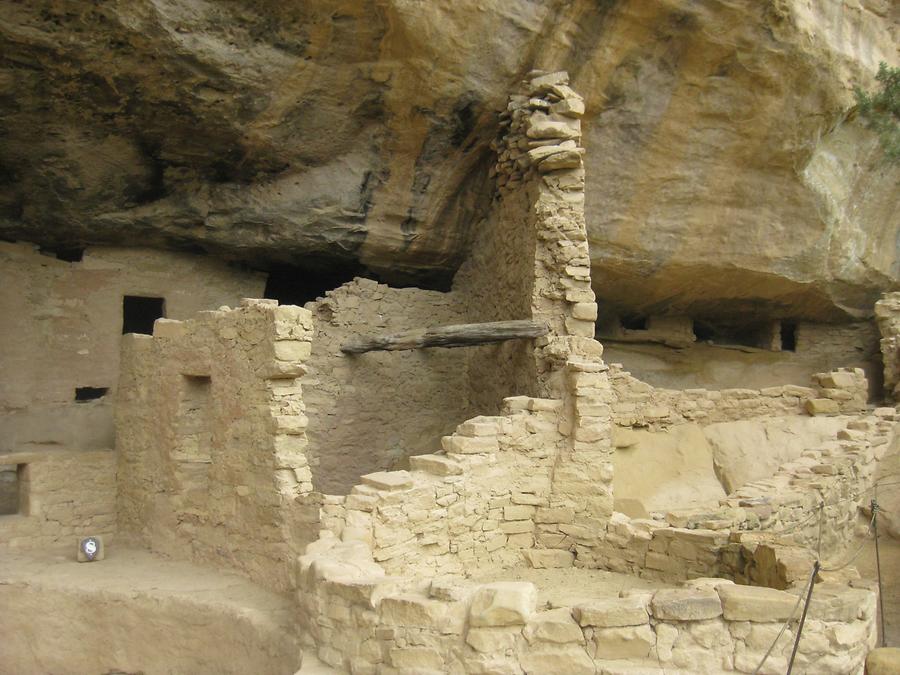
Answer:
[298,394,891,673]
[609,364,870,429]
[578,408,894,584]
[298,537,876,674]
[317,376,612,578]
[610,365,808,427]
[0,449,116,550]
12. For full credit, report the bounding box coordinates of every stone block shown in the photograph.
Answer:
[538,149,584,172]
[573,596,649,627]
[273,340,312,361]
[469,582,537,627]
[389,646,443,671]
[522,549,574,569]
[818,371,857,389]
[500,520,535,534]
[535,507,575,524]
[441,435,499,455]
[523,608,584,644]
[867,648,900,675]
[650,588,722,621]
[380,594,448,630]
[409,454,462,476]
[593,624,655,660]
[718,584,798,622]
[526,113,581,140]
[152,318,186,338]
[465,627,520,653]
[504,505,535,521]
[806,398,840,416]
[457,416,506,437]
[360,470,413,491]
[550,97,586,117]
[519,646,594,675]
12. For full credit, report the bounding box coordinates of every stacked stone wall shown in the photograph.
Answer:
[298,535,876,674]
[116,299,316,591]
[609,364,871,429]
[301,279,470,493]
[875,292,900,400]
[0,449,116,549]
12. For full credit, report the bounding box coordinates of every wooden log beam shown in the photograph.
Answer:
[341,319,549,354]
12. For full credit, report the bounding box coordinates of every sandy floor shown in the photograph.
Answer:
[0,547,296,617]
[470,565,667,608]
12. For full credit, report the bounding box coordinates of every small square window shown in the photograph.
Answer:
[0,464,26,516]
[123,295,165,335]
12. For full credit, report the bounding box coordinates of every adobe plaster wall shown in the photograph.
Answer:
[0,242,265,457]
[116,300,316,592]
[301,279,470,494]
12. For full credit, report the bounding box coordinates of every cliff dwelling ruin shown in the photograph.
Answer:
[1,3,899,675]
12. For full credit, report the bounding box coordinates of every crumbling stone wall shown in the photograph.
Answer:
[875,292,900,400]
[609,364,869,429]
[301,279,470,493]
[0,242,265,457]
[117,300,315,591]
[300,523,877,674]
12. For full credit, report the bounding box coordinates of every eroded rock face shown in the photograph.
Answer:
[1,0,897,315]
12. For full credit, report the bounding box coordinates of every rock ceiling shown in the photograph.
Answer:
[1,0,898,321]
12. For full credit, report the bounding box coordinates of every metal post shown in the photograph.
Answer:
[787,559,820,674]
[873,498,886,648]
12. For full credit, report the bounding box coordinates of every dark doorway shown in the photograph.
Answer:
[781,322,797,352]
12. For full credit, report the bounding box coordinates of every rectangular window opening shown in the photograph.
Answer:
[621,316,648,331]
[123,295,165,335]
[781,321,797,352]
[0,464,26,516]
[75,386,109,402]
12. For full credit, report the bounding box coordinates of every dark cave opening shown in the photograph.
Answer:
[263,261,376,307]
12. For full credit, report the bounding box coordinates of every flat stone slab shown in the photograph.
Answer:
[359,470,413,491]
[650,588,722,621]
[409,454,462,476]
[574,596,649,628]
[718,584,798,622]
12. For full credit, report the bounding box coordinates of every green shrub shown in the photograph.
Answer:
[853,62,899,164]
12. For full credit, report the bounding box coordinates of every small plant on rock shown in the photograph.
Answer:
[853,61,900,164]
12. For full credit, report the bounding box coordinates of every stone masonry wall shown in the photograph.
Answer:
[0,241,265,457]
[117,299,315,592]
[608,363,869,429]
[875,292,900,400]
[301,279,470,494]
[299,529,876,675]
[295,407,892,674]
[452,162,541,415]
[0,449,116,550]
[293,72,883,675]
